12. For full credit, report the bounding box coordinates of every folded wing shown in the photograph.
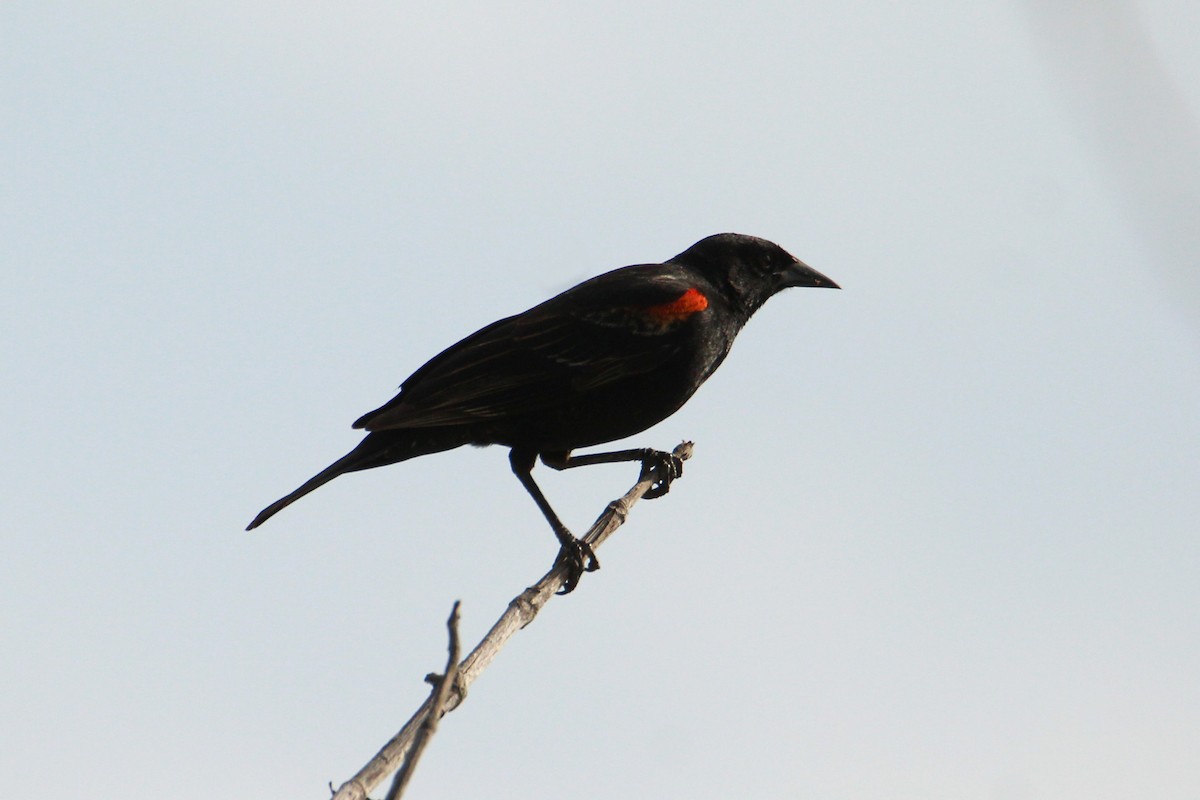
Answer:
[353,266,706,431]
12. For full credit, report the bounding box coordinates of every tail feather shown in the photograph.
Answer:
[246,429,475,530]
[245,451,359,530]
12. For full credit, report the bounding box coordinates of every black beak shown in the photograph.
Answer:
[782,259,840,290]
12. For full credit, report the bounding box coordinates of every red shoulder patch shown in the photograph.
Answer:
[643,288,709,321]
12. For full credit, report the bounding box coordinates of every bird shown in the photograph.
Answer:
[247,233,839,592]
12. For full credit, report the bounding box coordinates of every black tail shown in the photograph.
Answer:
[245,449,362,530]
[245,429,470,530]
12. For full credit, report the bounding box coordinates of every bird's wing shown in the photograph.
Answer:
[353,266,710,431]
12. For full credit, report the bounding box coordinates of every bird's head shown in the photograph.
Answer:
[670,233,839,318]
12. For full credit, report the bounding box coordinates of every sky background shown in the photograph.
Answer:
[3,2,1199,798]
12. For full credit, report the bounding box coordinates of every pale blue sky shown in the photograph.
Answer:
[3,2,1198,798]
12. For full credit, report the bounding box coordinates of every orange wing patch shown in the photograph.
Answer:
[643,288,709,322]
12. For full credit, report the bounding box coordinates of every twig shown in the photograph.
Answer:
[328,441,694,800]
[383,601,461,800]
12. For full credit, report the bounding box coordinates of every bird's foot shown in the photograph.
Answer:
[554,535,600,595]
[641,449,684,499]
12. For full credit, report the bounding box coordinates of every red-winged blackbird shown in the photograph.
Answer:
[248,233,838,592]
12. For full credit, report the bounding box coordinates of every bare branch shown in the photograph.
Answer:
[328,441,694,800]
[384,601,461,800]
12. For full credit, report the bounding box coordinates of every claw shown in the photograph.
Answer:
[554,536,600,594]
[641,449,683,499]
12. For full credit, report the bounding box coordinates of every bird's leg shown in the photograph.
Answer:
[509,448,598,594]
[541,447,684,499]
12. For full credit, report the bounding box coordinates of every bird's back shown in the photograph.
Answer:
[353,262,738,452]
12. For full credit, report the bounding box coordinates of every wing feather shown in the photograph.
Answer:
[354,266,706,431]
